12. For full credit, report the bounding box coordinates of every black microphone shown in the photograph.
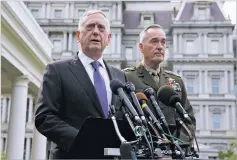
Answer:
[157,85,192,123]
[144,88,169,130]
[136,92,168,140]
[124,82,148,127]
[120,142,137,160]
[110,79,142,125]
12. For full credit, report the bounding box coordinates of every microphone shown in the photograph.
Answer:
[157,85,192,123]
[136,92,168,140]
[110,79,142,125]
[143,88,169,130]
[124,82,148,127]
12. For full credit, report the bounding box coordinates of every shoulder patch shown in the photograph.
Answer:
[123,67,136,72]
[164,70,181,78]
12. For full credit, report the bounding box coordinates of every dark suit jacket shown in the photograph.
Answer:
[35,55,127,159]
[123,63,196,144]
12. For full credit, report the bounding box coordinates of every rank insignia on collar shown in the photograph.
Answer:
[168,78,181,92]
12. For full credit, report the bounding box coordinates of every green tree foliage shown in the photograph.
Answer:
[218,141,237,160]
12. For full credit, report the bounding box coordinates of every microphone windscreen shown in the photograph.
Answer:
[120,142,137,159]
[135,92,148,101]
[157,85,180,105]
[110,79,124,95]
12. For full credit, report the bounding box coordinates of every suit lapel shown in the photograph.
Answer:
[105,62,117,106]
[136,64,158,91]
[68,55,105,117]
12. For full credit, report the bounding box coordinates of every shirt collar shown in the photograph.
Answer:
[141,60,161,76]
[78,50,106,68]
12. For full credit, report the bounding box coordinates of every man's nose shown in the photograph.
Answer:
[93,25,99,35]
[156,42,163,50]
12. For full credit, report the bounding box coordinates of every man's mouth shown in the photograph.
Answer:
[91,39,100,42]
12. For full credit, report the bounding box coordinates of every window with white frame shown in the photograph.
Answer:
[164,47,169,60]
[212,108,222,129]
[198,8,206,20]
[187,78,194,94]
[78,9,85,18]
[54,9,62,19]
[31,9,40,19]
[186,40,195,54]
[101,9,110,20]
[125,47,133,60]
[210,40,219,54]
[193,107,200,129]
[143,16,152,25]
[53,40,62,52]
[211,78,220,94]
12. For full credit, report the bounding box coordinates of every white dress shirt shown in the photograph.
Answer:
[78,52,112,110]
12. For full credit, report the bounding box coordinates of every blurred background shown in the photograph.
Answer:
[1,1,237,159]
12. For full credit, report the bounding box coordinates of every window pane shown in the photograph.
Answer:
[78,9,85,18]
[187,78,194,93]
[213,113,221,129]
[211,40,219,54]
[102,9,110,20]
[186,40,195,54]
[125,47,133,60]
[212,78,219,93]
[54,9,62,19]
[143,16,151,25]
[31,9,39,19]
[53,40,62,52]
[198,8,206,20]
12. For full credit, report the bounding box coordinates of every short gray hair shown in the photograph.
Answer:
[78,10,110,32]
[139,24,164,43]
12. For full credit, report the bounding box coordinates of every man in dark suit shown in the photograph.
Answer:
[124,24,196,144]
[35,10,127,159]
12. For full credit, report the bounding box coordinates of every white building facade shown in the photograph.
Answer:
[1,1,236,159]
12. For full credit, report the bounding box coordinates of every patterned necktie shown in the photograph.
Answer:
[91,61,108,117]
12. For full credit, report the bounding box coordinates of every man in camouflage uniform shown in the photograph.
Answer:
[123,24,196,144]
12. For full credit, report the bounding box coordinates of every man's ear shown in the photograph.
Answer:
[139,43,144,52]
[75,31,80,43]
[108,33,112,43]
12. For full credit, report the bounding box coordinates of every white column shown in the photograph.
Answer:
[68,32,73,51]
[224,70,228,94]
[6,76,29,160]
[200,105,204,129]
[112,3,116,20]
[63,32,67,51]
[70,2,75,19]
[117,33,121,54]
[7,96,11,123]
[230,70,234,93]
[65,3,69,19]
[229,34,233,53]
[199,33,202,54]
[173,34,177,53]
[205,105,209,129]
[225,105,230,130]
[31,128,47,160]
[25,138,31,160]
[117,2,121,21]
[231,105,236,129]
[203,33,207,54]
[112,33,116,53]
[204,70,208,93]
[46,2,51,19]
[223,33,227,53]
[179,33,182,53]
[45,31,49,38]
[199,70,202,93]
[27,96,34,123]
[1,97,7,123]
[42,2,46,19]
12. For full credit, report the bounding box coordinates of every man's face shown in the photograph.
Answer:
[139,28,166,66]
[76,13,111,59]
